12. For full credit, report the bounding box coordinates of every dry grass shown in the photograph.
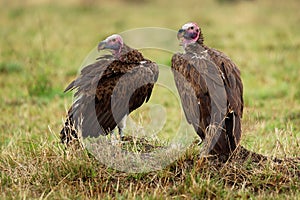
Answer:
[1,137,299,199]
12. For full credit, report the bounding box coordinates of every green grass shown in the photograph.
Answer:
[0,0,300,199]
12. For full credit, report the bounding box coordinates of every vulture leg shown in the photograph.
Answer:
[117,115,127,139]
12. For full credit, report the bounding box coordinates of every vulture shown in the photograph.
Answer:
[60,34,159,144]
[171,22,243,155]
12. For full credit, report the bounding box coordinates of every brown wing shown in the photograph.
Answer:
[95,61,159,136]
[207,48,244,117]
[171,53,212,139]
[208,49,244,150]
[206,48,244,152]
[61,57,116,141]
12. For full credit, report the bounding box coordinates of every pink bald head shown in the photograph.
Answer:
[177,22,201,47]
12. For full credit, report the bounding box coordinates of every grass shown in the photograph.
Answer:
[0,0,300,199]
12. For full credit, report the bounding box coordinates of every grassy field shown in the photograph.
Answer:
[0,0,300,199]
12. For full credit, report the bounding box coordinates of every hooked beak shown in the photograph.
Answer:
[177,29,186,46]
[177,29,185,40]
[97,41,107,51]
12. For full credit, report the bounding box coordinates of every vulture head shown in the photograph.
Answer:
[98,34,124,57]
[177,22,201,47]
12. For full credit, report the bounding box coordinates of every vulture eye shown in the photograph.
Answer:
[190,26,194,30]
[112,38,116,42]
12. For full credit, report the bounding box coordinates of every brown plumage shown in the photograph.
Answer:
[61,34,159,144]
[171,23,243,155]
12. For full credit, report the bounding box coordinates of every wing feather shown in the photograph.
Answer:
[171,53,209,139]
[207,48,243,116]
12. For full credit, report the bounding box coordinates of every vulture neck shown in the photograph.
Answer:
[118,44,144,63]
[185,42,206,54]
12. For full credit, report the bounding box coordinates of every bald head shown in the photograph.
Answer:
[177,22,201,47]
[98,34,124,57]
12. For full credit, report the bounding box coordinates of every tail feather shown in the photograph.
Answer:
[209,112,241,155]
[60,116,78,144]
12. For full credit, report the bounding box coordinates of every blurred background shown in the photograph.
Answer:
[0,0,299,156]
